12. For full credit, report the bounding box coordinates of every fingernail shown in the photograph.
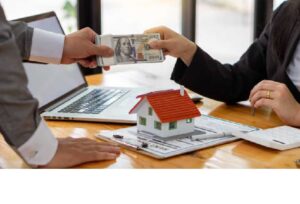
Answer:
[114,147,121,152]
[109,154,117,159]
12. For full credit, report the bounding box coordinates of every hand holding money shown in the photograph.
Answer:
[95,33,165,66]
[144,26,197,66]
[62,27,113,68]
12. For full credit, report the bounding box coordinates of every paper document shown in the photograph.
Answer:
[96,115,258,159]
[233,126,300,150]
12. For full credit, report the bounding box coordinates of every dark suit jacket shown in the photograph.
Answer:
[0,5,40,148]
[171,2,300,104]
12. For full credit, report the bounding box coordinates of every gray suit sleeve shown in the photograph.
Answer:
[0,6,41,148]
[9,21,33,60]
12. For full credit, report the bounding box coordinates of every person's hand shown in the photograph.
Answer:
[61,27,114,68]
[144,26,197,66]
[249,80,300,126]
[42,137,120,168]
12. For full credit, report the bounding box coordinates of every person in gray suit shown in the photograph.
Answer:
[0,5,120,168]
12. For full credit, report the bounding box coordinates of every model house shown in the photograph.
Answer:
[129,89,201,138]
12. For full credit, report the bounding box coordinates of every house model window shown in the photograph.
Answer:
[169,121,177,130]
[129,89,201,138]
[186,118,193,123]
[139,117,146,126]
[148,107,153,116]
[154,121,162,130]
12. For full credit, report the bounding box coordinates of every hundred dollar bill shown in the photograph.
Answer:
[95,34,165,66]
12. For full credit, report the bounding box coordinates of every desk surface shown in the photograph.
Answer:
[1,70,299,168]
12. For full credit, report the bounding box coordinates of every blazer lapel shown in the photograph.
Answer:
[282,17,300,70]
[279,17,300,102]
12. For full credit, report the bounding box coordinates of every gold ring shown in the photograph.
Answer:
[266,90,271,99]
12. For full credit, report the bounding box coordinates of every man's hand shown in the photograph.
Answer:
[61,27,114,68]
[42,137,120,168]
[144,26,197,66]
[249,80,300,126]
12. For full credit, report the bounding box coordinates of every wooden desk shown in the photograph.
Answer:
[1,70,299,168]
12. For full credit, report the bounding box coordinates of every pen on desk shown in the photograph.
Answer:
[251,107,256,116]
[191,133,229,141]
[113,134,148,150]
[250,99,255,116]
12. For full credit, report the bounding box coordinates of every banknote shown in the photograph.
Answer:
[95,34,165,66]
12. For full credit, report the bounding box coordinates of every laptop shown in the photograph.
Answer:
[16,11,150,124]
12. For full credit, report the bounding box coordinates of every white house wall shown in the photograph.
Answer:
[159,119,194,137]
[136,99,163,136]
[136,99,195,138]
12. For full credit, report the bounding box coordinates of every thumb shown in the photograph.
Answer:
[91,45,114,57]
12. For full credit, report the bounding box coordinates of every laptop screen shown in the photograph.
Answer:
[17,12,86,109]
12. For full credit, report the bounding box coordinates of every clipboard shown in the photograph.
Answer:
[96,115,259,159]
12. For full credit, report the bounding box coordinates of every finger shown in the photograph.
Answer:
[91,45,114,57]
[148,39,171,49]
[81,141,120,149]
[87,60,98,68]
[249,80,278,99]
[103,66,111,71]
[92,145,121,154]
[81,27,97,42]
[79,152,118,163]
[144,27,165,39]
[92,152,118,161]
[78,60,91,68]
[250,90,276,106]
[254,98,274,109]
[74,138,119,147]
[144,28,159,34]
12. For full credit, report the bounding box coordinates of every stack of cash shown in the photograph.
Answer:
[95,33,165,66]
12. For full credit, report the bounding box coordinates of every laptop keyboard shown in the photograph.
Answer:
[58,89,129,114]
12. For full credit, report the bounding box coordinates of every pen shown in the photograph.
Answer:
[251,107,256,116]
[113,134,148,150]
[191,133,230,141]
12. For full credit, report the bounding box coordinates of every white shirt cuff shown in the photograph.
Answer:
[29,28,65,64]
[17,119,58,166]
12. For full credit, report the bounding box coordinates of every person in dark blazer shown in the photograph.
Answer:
[145,0,300,127]
[0,5,120,168]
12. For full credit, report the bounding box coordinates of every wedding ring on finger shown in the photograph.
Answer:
[266,90,271,99]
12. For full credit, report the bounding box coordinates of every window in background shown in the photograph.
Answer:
[1,0,77,33]
[101,0,182,79]
[196,0,254,64]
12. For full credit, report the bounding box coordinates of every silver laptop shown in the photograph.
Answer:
[17,12,148,124]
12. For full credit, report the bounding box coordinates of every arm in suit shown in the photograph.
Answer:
[0,7,119,167]
[9,21,33,60]
[0,6,58,166]
[171,35,268,104]
[171,4,289,104]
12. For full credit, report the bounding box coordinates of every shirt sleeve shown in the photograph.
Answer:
[29,28,65,64]
[17,119,58,166]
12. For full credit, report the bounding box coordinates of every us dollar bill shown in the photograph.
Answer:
[95,34,165,66]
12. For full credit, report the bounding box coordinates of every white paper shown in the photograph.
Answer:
[96,115,258,159]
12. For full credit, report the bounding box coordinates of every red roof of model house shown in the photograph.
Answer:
[129,89,201,123]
